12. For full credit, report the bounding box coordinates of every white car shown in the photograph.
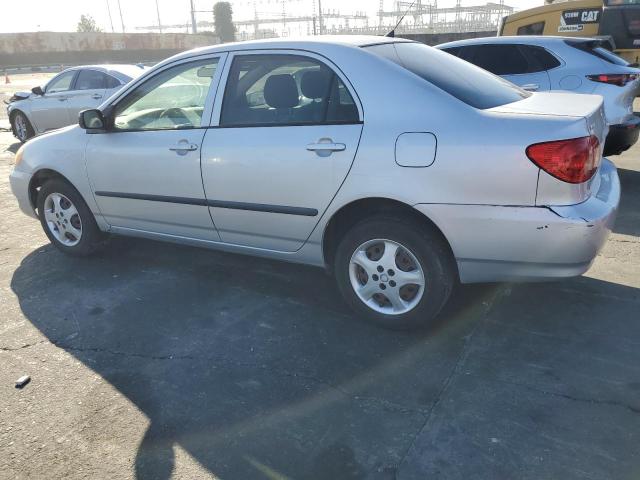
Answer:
[437,36,640,155]
[7,64,146,142]
[9,36,619,330]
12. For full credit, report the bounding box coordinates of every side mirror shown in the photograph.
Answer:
[31,86,44,96]
[79,109,106,131]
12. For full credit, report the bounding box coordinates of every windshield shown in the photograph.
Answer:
[365,41,530,109]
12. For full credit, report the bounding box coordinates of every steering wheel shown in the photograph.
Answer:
[157,107,191,127]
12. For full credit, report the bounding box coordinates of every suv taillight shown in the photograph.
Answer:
[526,136,600,184]
[586,73,639,86]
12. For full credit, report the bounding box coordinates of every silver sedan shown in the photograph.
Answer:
[7,64,146,142]
[9,36,619,330]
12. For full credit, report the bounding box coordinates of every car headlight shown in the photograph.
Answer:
[14,144,25,166]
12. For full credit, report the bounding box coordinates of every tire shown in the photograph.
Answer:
[37,178,106,256]
[11,111,35,142]
[334,215,455,330]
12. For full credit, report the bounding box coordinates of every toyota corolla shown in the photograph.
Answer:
[9,36,620,330]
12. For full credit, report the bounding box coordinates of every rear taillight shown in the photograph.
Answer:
[586,73,639,86]
[526,135,600,184]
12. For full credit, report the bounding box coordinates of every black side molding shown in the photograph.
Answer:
[94,191,318,217]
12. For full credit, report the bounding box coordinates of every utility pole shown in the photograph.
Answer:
[318,0,323,35]
[105,0,115,33]
[117,0,125,33]
[190,0,197,33]
[155,0,163,34]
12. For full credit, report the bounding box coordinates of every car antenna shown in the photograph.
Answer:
[385,0,417,37]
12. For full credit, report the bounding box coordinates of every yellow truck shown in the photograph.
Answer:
[499,0,640,63]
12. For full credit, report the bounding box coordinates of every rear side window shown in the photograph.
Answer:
[521,45,561,71]
[517,21,545,35]
[471,44,529,75]
[565,40,630,66]
[75,70,110,90]
[105,75,122,89]
[220,54,359,127]
[366,42,529,110]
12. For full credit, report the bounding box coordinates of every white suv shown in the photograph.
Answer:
[437,36,640,156]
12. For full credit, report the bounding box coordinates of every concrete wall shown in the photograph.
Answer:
[0,32,218,68]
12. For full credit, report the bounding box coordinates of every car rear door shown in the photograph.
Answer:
[200,50,363,252]
[86,54,226,240]
[30,70,77,132]
[466,44,552,92]
[64,69,110,121]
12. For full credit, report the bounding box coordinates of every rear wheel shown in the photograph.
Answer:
[11,111,34,142]
[37,178,106,256]
[334,216,455,330]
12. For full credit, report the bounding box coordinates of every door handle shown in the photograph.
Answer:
[57,97,68,102]
[306,140,346,152]
[169,143,198,152]
[91,94,103,100]
[521,83,540,92]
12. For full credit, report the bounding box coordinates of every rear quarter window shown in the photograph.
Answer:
[366,42,529,109]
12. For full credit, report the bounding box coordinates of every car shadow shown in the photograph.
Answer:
[3,140,21,154]
[10,236,502,480]
[11,238,637,480]
[614,167,640,237]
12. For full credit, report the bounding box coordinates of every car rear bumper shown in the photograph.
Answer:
[604,115,640,156]
[9,168,37,219]
[414,158,620,283]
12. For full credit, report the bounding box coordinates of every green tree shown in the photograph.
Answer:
[213,2,236,42]
[77,14,102,33]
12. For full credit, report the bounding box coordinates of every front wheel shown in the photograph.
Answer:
[11,111,35,142]
[37,178,106,256]
[334,216,455,330]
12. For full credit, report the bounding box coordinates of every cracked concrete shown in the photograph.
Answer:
[1,121,640,480]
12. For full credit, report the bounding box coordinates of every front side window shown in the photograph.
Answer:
[113,58,219,131]
[46,71,76,94]
[75,70,110,90]
[220,54,359,127]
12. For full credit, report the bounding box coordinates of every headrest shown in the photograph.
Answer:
[301,70,332,99]
[264,74,299,109]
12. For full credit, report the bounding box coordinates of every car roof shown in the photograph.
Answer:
[64,64,146,80]
[163,35,411,63]
[436,35,595,49]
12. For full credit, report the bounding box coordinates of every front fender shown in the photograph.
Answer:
[14,126,109,230]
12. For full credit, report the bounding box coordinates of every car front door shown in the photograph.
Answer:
[467,44,551,92]
[200,51,363,252]
[64,69,111,122]
[85,54,226,240]
[30,70,77,133]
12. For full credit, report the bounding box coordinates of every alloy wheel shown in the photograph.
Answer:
[348,238,425,315]
[43,192,83,246]
[14,114,28,142]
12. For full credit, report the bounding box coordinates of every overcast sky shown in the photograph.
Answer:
[0,0,544,34]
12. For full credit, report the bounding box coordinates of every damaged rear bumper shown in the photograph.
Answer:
[414,159,620,283]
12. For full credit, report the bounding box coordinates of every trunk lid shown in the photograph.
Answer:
[489,92,608,146]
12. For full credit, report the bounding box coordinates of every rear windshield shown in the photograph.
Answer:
[365,41,530,109]
[565,40,630,66]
